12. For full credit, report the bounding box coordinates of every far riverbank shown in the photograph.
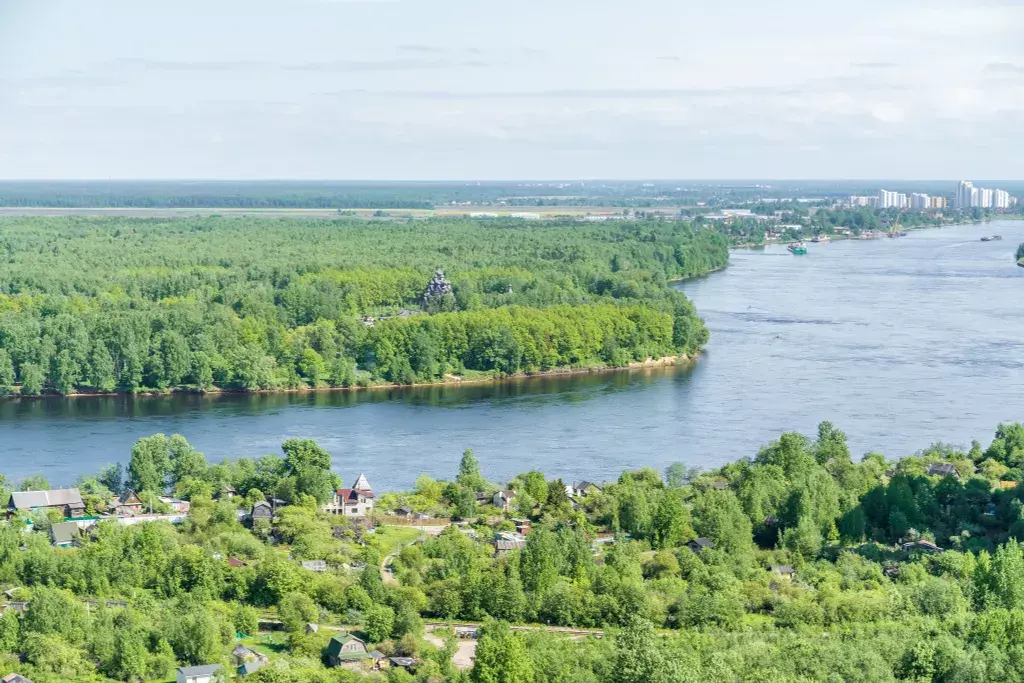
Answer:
[1,355,691,401]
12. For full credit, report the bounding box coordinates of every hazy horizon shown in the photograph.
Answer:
[2,0,1022,180]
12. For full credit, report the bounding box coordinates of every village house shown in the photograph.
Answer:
[494,531,526,554]
[216,486,238,500]
[8,488,85,518]
[232,645,268,668]
[369,651,389,670]
[687,538,715,554]
[492,490,516,512]
[771,564,795,579]
[250,501,273,523]
[176,664,222,683]
[927,463,960,479]
[389,657,418,669]
[2,673,32,683]
[113,490,144,516]
[158,496,191,514]
[300,560,327,572]
[327,633,371,669]
[566,481,602,498]
[50,522,83,548]
[903,540,942,553]
[323,474,374,517]
[512,518,532,536]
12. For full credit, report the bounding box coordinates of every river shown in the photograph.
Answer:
[2,221,1022,489]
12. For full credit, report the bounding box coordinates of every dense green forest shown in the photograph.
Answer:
[0,216,728,395]
[3,422,1024,681]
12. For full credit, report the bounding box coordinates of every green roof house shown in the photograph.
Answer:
[327,633,370,669]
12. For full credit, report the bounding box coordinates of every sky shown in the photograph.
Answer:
[0,0,1022,180]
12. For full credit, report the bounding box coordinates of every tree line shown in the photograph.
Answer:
[2,422,1024,681]
[0,216,728,395]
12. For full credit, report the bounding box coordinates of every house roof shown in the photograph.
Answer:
[2,674,33,683]
[710,481,729,490]
[119,490,142,505]
[903,540,942,552]
[771,564,794,575]
[300,560,327,571]
[397,506,413,514]
[232,645,255,657]
[495,539,526,551]
[337,488,374,501]
[927,463,959,477]
[10,489,84,510]
[252,501,272,511]
[176,664,223,676]
[352,473,371,491]
[227,557,246,568]
[50,522,80,545]
[389,657,417,667]
[368,650,386,660]
[689,537,714,549]
[327,633,367,657]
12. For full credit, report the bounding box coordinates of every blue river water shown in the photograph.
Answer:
[1,221,1022,489]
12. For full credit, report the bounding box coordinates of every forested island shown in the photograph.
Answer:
[0,217,728,396]
[1,422,1024,681]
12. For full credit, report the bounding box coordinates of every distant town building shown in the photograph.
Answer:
[956,180,1014,210]
[995,189,1012,209]
[878,189,908,209]
[955,180,975,209]
[909,193,930,210]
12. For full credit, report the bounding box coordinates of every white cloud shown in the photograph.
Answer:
[0,0,1021,179]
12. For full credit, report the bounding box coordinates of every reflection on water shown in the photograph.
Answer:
[2,221,1024,489]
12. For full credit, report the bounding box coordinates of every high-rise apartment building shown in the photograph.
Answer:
[910,193,930,210]
[979,188,994,208]
[955,181,975,209]
[878,190,908,209]
[994,189,1011,210]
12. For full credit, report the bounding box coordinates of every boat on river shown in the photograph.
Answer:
[981,235,1002,242]
[811,235,830,243]
[788,242,807,255]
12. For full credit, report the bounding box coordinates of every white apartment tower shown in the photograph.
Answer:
[878,190,907,209]
[955,181,975,209]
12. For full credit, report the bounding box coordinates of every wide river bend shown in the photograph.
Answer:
[2,221,1022,489]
